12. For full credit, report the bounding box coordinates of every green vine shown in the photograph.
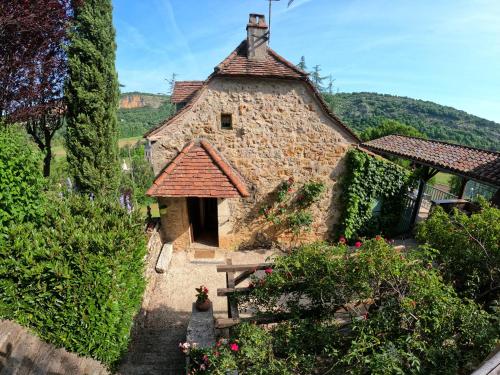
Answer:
[260,178,325,234]
[340,149,415,240]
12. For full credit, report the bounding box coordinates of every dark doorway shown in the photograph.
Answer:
[187,197,219,247]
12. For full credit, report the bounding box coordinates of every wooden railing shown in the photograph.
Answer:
[216,260,273,329]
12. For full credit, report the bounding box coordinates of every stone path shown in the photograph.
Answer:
[0,320,108,375]
[118,243,277,375]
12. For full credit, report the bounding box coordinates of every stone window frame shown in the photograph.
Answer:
[220,113,233,130]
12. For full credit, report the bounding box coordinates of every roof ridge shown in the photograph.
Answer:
[367,134,500,155]
[266,47,308,76]
[147,139,250,198]
[215,40,246,72]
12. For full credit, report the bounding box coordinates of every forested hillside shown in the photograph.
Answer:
[324,92,499,151]
[118,91,500,151]
[118,93,174,138]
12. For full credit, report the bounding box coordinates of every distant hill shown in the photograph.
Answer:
[324,92,499,151]
[119,92,168,109]
[118,92,173,138]
[118,91,500,151]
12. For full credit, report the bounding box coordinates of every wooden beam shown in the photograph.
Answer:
[234,269,255,286]
[225,259,239,319]
[410,166,429,227]
[217,287,252,297]
[217,263,273,273]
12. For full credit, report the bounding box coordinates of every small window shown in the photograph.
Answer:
[221,113,233,129]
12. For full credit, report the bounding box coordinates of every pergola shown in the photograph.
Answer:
[361,135,500,226]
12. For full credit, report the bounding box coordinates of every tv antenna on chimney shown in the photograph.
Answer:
[267,0,295,43]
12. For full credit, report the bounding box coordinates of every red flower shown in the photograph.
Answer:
[354,241,362,248]
[230,343,239,352]
[375,235,382,241]
[265,268,273,275]
[339,236,346,244]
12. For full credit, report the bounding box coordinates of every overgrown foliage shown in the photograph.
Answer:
[188,240,498,374]
[359,118,424,141]
[340,149,413,240]
[0,0,71,176]
[0,126,46,231]
[260,179,325,235]
[65,0,120,194]
[119,142,155,206]
[417,202,500,307]
[0,194,147,366]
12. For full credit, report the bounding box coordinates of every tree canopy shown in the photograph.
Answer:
[65,0,120,194]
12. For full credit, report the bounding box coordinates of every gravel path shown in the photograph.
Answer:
[119,245,277,375]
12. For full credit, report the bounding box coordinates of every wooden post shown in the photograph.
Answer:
[225,259,239,319]
[410,166,438,227]
[459,178,468,199]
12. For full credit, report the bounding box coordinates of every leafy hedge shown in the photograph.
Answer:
[340,149,413,240]
[0,126,46,230]
[417,202,500,307]
[0,194,146,366]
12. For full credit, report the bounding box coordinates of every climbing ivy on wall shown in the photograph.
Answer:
[340,149,415,240]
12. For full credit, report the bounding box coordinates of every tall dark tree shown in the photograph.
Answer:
[0,0,71,176]
[65,0,120,194]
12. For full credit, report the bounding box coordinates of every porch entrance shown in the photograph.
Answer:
[187,197,219,247]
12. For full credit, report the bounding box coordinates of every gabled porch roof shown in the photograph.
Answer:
[147,140,250,198]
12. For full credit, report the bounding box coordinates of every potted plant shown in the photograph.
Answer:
[195,285,211,311]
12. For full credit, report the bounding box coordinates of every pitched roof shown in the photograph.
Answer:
[171,81,204,103]
[213,40,307,79]
[144,41,360,142]
[147,140,250,198]
[361,135,500,187]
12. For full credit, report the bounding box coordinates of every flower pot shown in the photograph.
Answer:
[195,299,211,312]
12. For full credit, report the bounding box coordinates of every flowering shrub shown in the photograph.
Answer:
[230,239,497,374]
[417,201,500,307]
[195,285,209,303]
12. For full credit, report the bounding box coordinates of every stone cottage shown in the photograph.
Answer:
[146,14,359,251]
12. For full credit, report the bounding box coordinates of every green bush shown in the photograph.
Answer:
[417,203,500,306]
[221,239,497,374]
[340,149,414,240]
[0,126,46,231]
[0,193,146,366]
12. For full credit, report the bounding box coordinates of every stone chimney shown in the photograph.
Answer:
[246,14,268,61]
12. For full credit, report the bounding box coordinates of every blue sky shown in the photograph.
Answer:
[114,0,500,123]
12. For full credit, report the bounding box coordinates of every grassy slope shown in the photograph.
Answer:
[324,92,500,151]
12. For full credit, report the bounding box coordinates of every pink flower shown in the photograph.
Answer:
[288,177,295,184]
[363,312,369,320]
[339,236,346,244]
[230,343,239,352]
[354,241,362,248]
[265,268,273,275]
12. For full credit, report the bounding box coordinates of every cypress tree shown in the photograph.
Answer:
[65,0,119,194]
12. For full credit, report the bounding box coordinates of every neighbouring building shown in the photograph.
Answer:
[146,14,359,251]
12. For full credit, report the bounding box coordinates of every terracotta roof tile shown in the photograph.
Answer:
[171,81,204,103]
[214,40,306,79]
[147,140,250,198]
[144,40,360,142]
[362,135,500,186]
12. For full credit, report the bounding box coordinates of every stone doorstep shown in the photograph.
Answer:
[188,248,227,264]
[155,243,173,273]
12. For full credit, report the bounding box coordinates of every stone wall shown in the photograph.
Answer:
[158,197,191,251]
[149,77,356,250]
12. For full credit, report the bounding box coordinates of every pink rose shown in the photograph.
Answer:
[230,343,239,352]
[339,236,346,244]
[355,241,362,248]
[265,268,273,275]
